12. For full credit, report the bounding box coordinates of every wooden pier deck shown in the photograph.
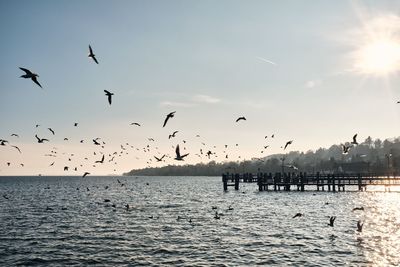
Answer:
[222,172,400,192]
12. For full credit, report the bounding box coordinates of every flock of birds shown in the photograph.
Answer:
[292,205,365,233]
[2,45,363,176]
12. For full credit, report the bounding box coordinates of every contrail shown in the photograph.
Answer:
[256,56,277,65]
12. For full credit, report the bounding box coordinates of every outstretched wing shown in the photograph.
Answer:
[89,45,93,54]
[92,55,99,64]
[163,116,169,127]
[31,76,42,88]
[19,67,32,75]
[175,145,181,158]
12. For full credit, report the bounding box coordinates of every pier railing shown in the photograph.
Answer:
[222,172,400,192]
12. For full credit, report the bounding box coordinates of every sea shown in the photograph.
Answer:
[0,176,399,266]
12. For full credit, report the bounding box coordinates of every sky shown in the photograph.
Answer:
[1,0,400,175]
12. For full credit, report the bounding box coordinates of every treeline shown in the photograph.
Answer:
[124,137,400,176]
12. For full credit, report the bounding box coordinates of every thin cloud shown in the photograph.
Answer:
[193,94,221,104]
[160,101,195,108]
[305,79,322,88]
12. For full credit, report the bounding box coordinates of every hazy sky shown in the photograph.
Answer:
[1,0,400,175]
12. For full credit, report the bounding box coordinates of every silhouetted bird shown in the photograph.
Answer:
[95,155,105,163]
[88,45,99,64]
[174,145,189,161]
[93,138,101,145]
[328,216,336,227]
[11,146,21,153]
[19,67,42,88]
[0,139,8,146]
[293,213,303,218]
[357,220,363,232]
[154,155,165,162]
[130,122,141,126]
[236,116,246,122]
[104,90,114,105]
[163,111,176,127]
[11,134,19,137]
[74,122,78,127]
[352,207,364,211]
[342,144,351,154]
[48,128,55,135]
[214,211,220,219]
[82,172,90,178]
[35,135,49,143]
[284,140,293,150]
[169,131,178,139]
[352,134,358,145]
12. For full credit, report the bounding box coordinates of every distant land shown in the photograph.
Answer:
[124,136,400,176]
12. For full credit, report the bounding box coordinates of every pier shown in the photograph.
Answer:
[222,172,400,192]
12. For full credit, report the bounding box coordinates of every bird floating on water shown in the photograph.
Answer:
[328,216,336,227]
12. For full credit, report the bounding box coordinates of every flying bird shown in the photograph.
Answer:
[284,140,293,150]
[93,138,101,145]
[82,172,90,178]
[351,134,358,145]
[236,116,246,122]
[19,67,42,88]
[163,111,176,127]
[95,155,105,164]
[342,144,351,154]
[130,122,141,126]
[11,134,19,137]
[0,139,8,146]
[169,131,178,139]
[104,90,114,105]
[174,144,189,161]
[11,146,21,153]
[48,128,55,135]
[328,216,336,227]
[74,123,78,127]
[154,155,166,162]
[35,135,49,143]
[88,45,99,64]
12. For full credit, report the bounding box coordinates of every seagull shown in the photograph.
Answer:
[19,67,42,88]
[35,135,49,143]
[154,155,165,162]
[174,145,189,161]
[82,172,90,178]
[357,220,363,232]
[95,155,105,164]
[293,213,303,218]
[284,140,293,150]
[236,116,246,122]
[104,90,114,105]
[169,131,178,139]
[48,128,55,135]
[93,138,101,145]
[130,122,141,126]
[88,45,99,64]
[74,122,78,127]
[11,146,21,153]
[0,139,8,146]
[11,134,19,137]
[351,134,358,145]
[342,144,351,154]
[163,111,176,127]
[328,216,336,227]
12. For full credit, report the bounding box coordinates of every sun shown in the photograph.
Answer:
[354,39,400,75]
[350,15,400,76]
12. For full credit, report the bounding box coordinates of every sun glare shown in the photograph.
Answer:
[350,15,400,76]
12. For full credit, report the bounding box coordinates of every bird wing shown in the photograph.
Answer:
[163,116,169,127]
[12,146,21,153]
[19,67,32,75]
[89,45,93,54]
[181,153,189,158]
[104,90,111,95]
[175,145,181,158]
[35,135,40,142]
[32,76,42,88]
[353,134,357,143]
[48,128,55,135]
[92,56,99,64]
[107,94,112,105]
